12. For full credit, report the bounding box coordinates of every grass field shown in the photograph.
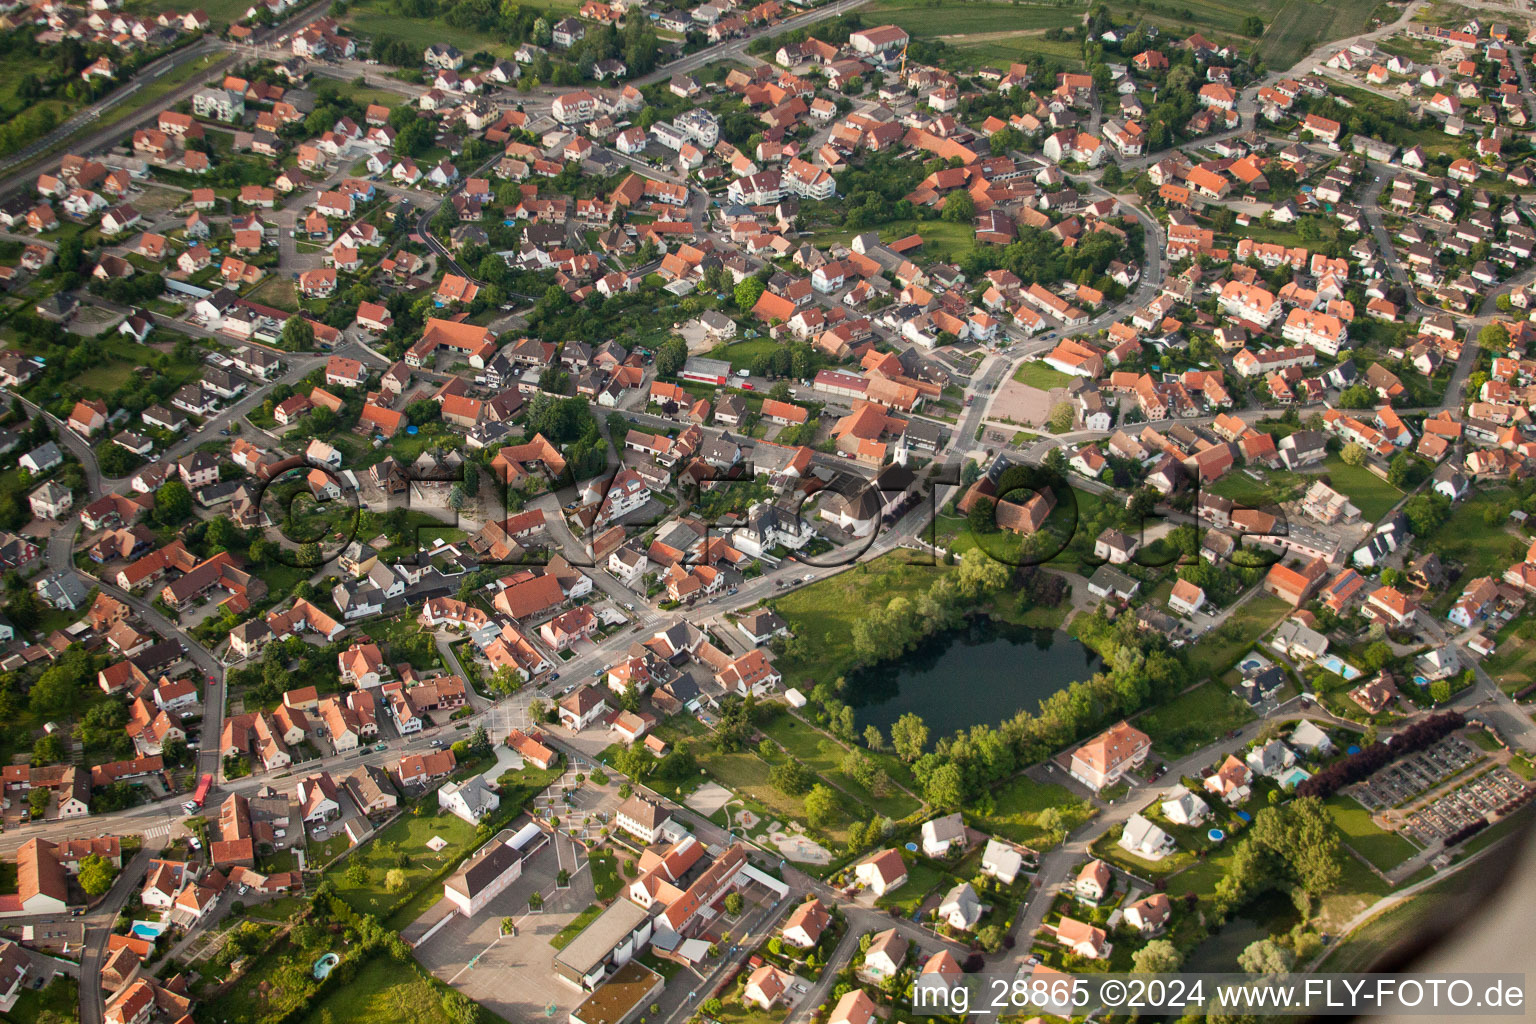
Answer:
[294,952,454,1024]
[1135,680,1257,757]
[589,848,622,901]
[969,774,1095,849]
[698,747,856,838]
[1184,594,1291,681]
[873,857,953,915]
[1258,0,1386,67]
[1012,361,1075,391]
[1318,456,1404,522]
[342,0,580,57]
[712,338,781,372]
[1327,795,1420,873]
[1316,866,1477,972]
[771,550,942,684]
[758,710,921,819]
[1426,492,1527,599]
[809,219,978,263]
[246,275,300,313]
[321,809,479,918]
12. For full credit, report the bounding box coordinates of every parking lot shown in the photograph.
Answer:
[1352,738,1481,810]
[531,763,628,845]
[1401,767,1530,846]
[415,835,589,1022]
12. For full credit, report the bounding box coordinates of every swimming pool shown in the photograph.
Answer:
[1413,675,1429,686]
[313,953,340,980]
[1278,766,1312,790]
[1317,654,1362,681]
[130,921,165,941]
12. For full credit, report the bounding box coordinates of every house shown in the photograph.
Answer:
[781,898,830,948]
[1125,893,1172,934]
[1160,787,1209,826]
[1053,916,1109,959]
[980,838,1027,885]
[1118,813,1175,859]
[615,795,672,843]
[861,928,908,981]
[743,965,793,1011]
[1168,578,1206,616]
[829,990,879,1024]
[1204,754,1252,804]
[854,848,907,895]
[438,776,500,824]
[1068,721,1150,790]
[920,811,966,857]
[1074,859,1113,902]
[557,685,610,731]
[937,881,982,930]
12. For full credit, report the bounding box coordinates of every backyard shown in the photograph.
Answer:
[320,808,479,919]
[1326,795,1420,873]
[968,774,1095,850]
[1183,594,1292,681]
[1135,680,1257,758]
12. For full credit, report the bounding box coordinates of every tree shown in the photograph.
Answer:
[967,496,996,536]
[803,783,838,828]
[1403,493,1451,536]
[1430,679,1452,703]
[27,788,48,818]
[1049,402,1075,433]
[655,336,688,378]
[528,891,543,910]
[77,853,117,896]
[942,190,975,223]
[1242,15,1264,35]
[31,732,64,766]
[770,759,813,795]
[891,712,929,762]
[283,316,315,350]
[1238,937,1295,975]
[1478,321,1510,351]
[346,861,369,885]
[723,891,745,916]
[734,277,766,312]
[386,868,408,891]
[923,762,966,809]
[863,724,885,751]
[1339,441,1367,466]
[155,480,193,526]
[1133,939,1183,973]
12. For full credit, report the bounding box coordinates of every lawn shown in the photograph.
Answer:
[1317,866,1478,973]
[1326,795,1419,873]
[245,275,300,313]
[1317,456,1404,522]
[711,338,780,372]
[550,903,604,950]
[1425,491,1527,601]
[697,747,855,839]
[758,709,920,819]
[342,0,580,57]
[1012,361,1076,391]
[969,774,1095,849]
[293,951,454,1024]
[589,848,622,901]
[1135,680,1257,757]
[1206,466,1303,509]
[874,857,954,915]
[808,219,979,264]
[321,808,479,918]
[131,0,251,24]
[2,974,78,1024]
[771,549,942,684]
[1184,594,1292,681]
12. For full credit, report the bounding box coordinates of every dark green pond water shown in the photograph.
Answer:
[847,617,1103,737]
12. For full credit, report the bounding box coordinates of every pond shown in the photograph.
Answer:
[845,617,1103,738]
[1184,891,1301,971]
